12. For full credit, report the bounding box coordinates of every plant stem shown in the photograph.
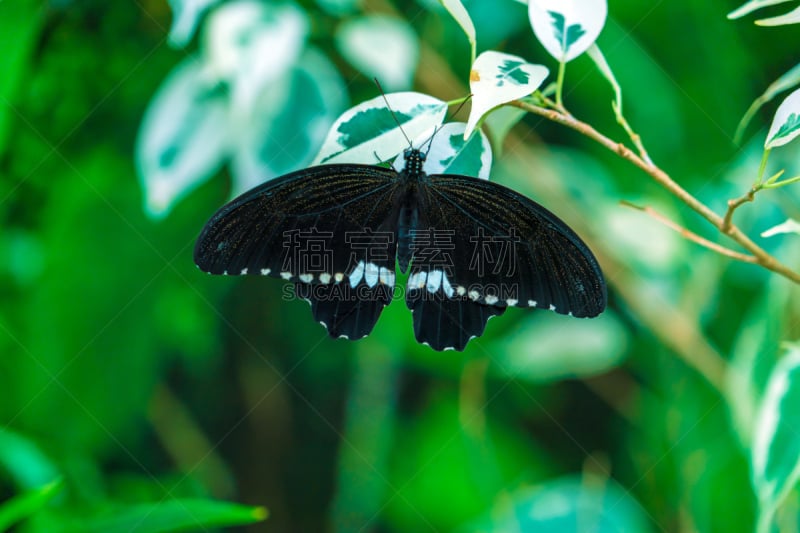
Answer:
[511,100,800,285]
[755,148,771,187]
[621,201,757,263]
[555,59,566,110]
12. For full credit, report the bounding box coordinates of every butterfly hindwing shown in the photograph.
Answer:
[406,279,506,351]
[295,281,393,340]
[194,165,402,340]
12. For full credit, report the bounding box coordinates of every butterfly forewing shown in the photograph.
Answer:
[407,173,605,318]
[194,164,403,339]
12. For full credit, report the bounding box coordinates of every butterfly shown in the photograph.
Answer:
[194,130,606,351]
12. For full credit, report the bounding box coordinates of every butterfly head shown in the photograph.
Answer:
[402,148,427,178]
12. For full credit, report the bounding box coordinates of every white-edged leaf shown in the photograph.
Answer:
[136,57,230,219]
[762,218,800,237]
[391,122,492,179]
[766,87,800,148]
[757,4,800,25]
[752,346,800,526]
[464,51,548,139]
[312,92,447,165]
[335,16,419,91]
[203,1,308,112]
[167,0,219,47]
[439,0,476,62]
[231,47,347,194]
[489,309,628,383]
[528,0,607,62]
[727,0,794,19]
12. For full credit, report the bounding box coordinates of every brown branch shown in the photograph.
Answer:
[621,201,758,263]
[722,188,758,232]
[512,100,800,285]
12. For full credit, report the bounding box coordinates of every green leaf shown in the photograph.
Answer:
[0,0,46,154]
[439,0,476,63]
[0,479,63,531]
[0,428,60,489]
[735,62,800,144]
[465,475,651,532]
[484,106,526,155]
[752,346,800,530]
[586,44,622,112]
[488,309,629,383]
[81,499,268,533]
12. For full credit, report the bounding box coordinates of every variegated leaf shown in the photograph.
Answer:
[313,92,447,165]
[528,0,607,62]
[464,51,548,139]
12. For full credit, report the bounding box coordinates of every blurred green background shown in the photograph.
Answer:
[2,0,800,531]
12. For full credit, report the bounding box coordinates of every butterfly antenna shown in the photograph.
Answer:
[375,78,413,148]
[450,94,472,122]
[418,94,473,155]
[423,126,438,155]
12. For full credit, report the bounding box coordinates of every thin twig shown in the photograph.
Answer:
[511,100,800,285]
[621,201,758,263]
[722,188,758,232]
[615,105,654,167]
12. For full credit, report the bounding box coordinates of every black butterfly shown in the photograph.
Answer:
[194,147,606,351]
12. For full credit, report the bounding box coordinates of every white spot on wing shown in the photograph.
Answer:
[223,270,229,276]
[409,271,427,290]
[456,286,466,296]
[320,273,332,284]
[280,271,292,280]
[441,272,454,298]
[364,262,380,288]
[528,300,537,307]
[379,267,395,286]
[485,295,499,305]
[241,268,248,275]
[507,299,518,306]
[549,304,556,311]
[468,290,480,301]
[299,273,313,283]
[349,261,365,288]
[261,268,271,276]
[335,273,344,283]
[426,270,442,293]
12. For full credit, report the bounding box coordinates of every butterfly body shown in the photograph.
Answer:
[195,148,606,351]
